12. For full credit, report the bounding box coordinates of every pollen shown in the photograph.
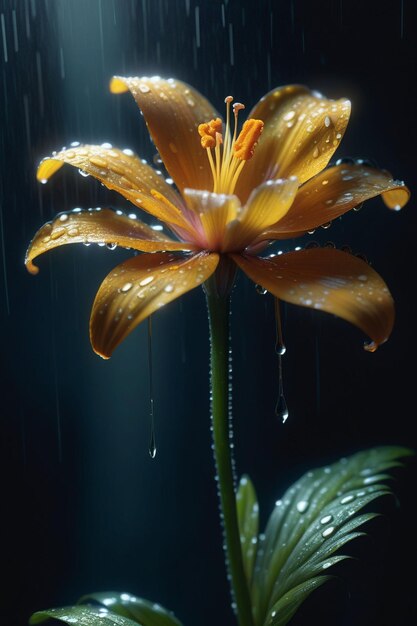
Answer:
[198,118,223,149]
[199,97,264,194]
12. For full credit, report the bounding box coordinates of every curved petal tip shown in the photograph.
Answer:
[109,76,129,94]
[37,158,64,182]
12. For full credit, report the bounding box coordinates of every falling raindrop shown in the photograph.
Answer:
[148,316,156,459]
[274,299,288,422]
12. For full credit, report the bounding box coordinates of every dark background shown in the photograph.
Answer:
[0,0,416,624]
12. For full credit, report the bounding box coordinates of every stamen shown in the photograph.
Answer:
[234,119,264,160]
[198,97,264,195]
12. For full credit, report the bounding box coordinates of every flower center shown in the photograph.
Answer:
[198,96,264,195]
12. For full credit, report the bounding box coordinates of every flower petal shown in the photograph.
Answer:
[253,164,410,241]
[234,85,351,203]
[90,251,219,358]
[183,189,240,249]
[25,208,198,275]
[110,76,219,194]
[232,248,394,347]
[37,144,193,231]
[222,177,299,252]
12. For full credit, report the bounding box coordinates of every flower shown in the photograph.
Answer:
[26,76,410,358]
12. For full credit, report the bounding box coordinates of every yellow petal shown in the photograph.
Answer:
[183,189,240,249]
[110,76,219,194]
[232,249,394,347]
[90,251,219,358]
[234,85,351,203]
[253,164,410,242]
[37,144,193,231]
[25,208,198,275]
[222,176,298,252]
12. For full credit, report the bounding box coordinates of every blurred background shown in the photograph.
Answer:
[0,0,416,624]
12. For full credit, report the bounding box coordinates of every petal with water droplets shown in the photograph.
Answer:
[254,164,410,242]
[91,251,219,358]
[232,248,395,347]
[234,85,351,203]
[25,209,198,275]
[110,76,219,194]
[37,144,193,232]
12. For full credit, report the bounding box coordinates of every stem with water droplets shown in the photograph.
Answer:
[206,291,254,626]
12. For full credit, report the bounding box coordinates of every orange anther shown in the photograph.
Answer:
[198,118,223,149]
[233,119,264,160]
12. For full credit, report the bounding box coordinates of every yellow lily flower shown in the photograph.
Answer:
[26,76,410,359]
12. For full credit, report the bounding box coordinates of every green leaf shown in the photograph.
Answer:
[29,605,140,626]
[237,474,259,587]
[78,592,183,626]
[247,446,412,626]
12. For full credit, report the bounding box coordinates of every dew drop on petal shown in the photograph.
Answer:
[296,500,309,513]
[139,276,154,287]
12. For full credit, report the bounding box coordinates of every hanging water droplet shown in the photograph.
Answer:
[364,340,378,353]
[255,284,267,295]
[106,242,117,250]
[149,429,157,458]
[78,169,90,177]
[275,392,289,423]
[321,221,332,229]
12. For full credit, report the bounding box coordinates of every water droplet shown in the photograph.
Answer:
[321,221,332,229]
[322,561,332,569]
[39,178,48,184]
[340,494,355,504]
[164,284,174,293]
[358,274,368,282]
[121,282,133,293]
[312,146,319,158]
[59,214,68,222]
[78,169,90,177]
[363,475,380,485]
[364,340,378,353]
[320,514,333,525]
[139,83,150,93]
[106,242,117,250]
[139,275,154,287]
[324,115,331,127]
[283,110,295,121]
[255,284,267,295]
[67,227,79,237]
[90,156,108,168]
[275,392,288,423]
[296,500,309,513]
[50,228,65,240]
[322,526,335,538]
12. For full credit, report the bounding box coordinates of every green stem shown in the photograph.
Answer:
[206,291,254,626]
